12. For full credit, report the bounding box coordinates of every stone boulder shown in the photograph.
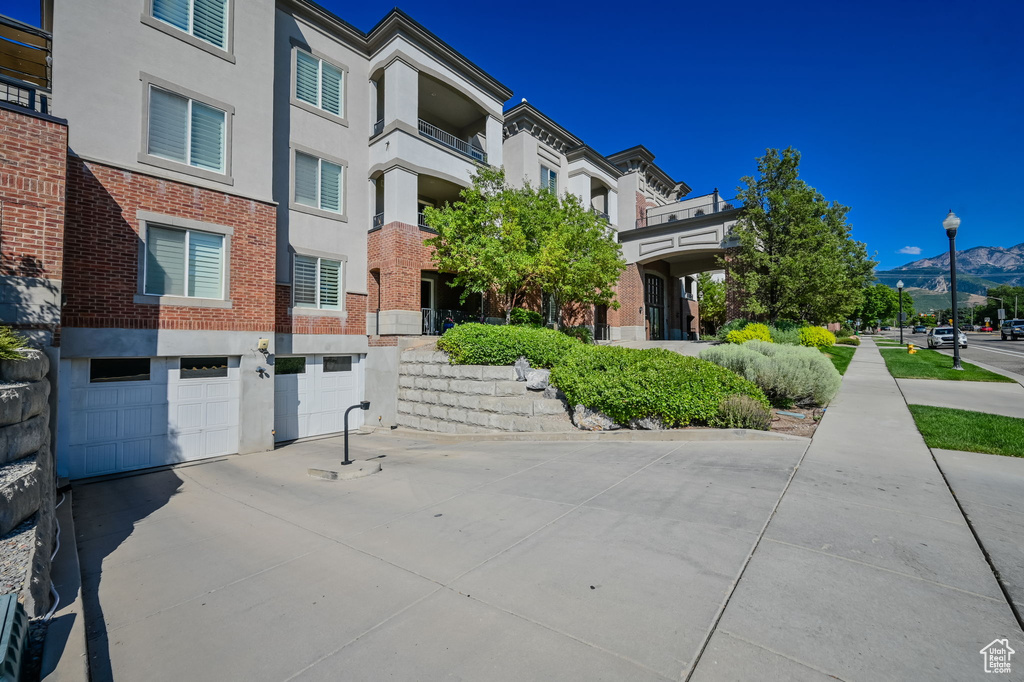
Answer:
[626,415,667,430]
[513,356,530,381]
[571,404,620,431]
[525,368,550,391]
[0,350,49,384]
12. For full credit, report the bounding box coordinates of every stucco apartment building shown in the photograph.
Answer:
[1,0,740,481]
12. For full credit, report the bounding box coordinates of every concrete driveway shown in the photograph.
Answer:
[73,433,807,681]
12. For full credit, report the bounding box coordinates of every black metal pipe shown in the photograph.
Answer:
[342,401,371,465]
[898,285,904,346]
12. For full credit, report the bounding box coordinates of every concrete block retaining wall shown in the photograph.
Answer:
[0,349,56,617]
[396,350,573,434]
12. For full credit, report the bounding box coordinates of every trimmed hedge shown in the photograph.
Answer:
[436,323,580,368]
[799,326,837,351]
[509,307,543,326]
[700,340,841,407]
[562,325,594,344]
[835,336,861,346]
[550,345,769,427]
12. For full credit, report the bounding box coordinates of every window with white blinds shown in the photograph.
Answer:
[294,49,344,117]
[145,225,225,299]
[294,152,343,214]
[148,86,226,173]
[541,166,557,193]
[293,255,341,310]
[152,0,229,50]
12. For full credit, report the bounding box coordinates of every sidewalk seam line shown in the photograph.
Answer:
[715,628,851,681]
[681,436,814,681]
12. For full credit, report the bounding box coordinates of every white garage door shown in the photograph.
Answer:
[273,354,362,442]
[61,356,240,479]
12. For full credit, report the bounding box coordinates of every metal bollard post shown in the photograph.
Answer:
[342,401,371,465]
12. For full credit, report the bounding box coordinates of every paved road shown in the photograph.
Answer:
[878,329,1024,379]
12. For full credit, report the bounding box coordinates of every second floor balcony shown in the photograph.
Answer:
[638,194,740,229]
[418,119,486,163]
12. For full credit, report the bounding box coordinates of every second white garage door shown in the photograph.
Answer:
[273,354,363,443]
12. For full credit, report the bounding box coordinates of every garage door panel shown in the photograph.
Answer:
[122,407,155,437]
[121,439,153,469]
[83,443,117,475]
[204,400,231,427]
[84,411,118,441]
[274,354,362,442]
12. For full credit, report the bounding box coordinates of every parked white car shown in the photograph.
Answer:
[927,327,967,349]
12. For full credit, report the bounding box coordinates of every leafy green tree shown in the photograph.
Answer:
[724,148,876,325]
[974,285,1024,324]
[856,283,899,328]
[424,168,625,324]
[696,272,726,334]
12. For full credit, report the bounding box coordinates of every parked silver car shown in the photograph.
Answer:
[1001,319,1024,341]
[927,327,967,349]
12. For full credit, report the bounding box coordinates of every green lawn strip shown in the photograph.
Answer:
[908,405,1024,457]
[881,348,1015,382]
[822,345,855,375]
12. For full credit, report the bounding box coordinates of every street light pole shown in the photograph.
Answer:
[943,210,963,370]
[897,280,904,345]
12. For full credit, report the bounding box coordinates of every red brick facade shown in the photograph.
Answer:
[366,221,436,312]
[0,107,68,338]
[61,159,276,331]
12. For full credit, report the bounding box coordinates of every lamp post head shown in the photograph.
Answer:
[896,280,904,290]
[943,210,960,238]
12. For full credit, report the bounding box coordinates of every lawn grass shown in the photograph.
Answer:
[908,405,1024,457]
[822,345,855,375]
[881,348,1015,382]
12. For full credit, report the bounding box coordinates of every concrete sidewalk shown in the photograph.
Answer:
[691,337,1024,681]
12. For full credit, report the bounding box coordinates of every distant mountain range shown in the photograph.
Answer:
[875,242,1024,294]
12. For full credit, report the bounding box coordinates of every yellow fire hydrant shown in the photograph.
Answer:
[907,343,917,354]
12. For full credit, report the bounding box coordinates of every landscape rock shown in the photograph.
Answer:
[571,404,620,431]
[525,368,550,391]
[627,415,667,430]
[542,385,565,401]
[513,356,530,381]
[0,350,49,384]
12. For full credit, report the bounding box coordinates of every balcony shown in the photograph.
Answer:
[638,197,740,229]
[371,212,383,230]
[0,16,51,115]
[590,208,610,222]
[418,119,486,163]
[371,119,384,137]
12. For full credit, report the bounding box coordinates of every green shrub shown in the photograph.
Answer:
[726,322,772,344]
[562,325,593,344]
[700,340,841,407]
[550,345,769,428]
[799,326,837,351]
[0,326,29,361]
[839,324,855,337]
[772,319,804,332]
[716,318,750,341]
[835,336,861,346]
[769,326,802,345]
[436,323,579,368]
[509,307,543,326]
[715,394,772,430]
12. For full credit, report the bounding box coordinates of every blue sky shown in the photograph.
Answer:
[7,0,1022,270]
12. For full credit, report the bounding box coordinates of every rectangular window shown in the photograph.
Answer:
[90,358,151,383]
[293,255,342,310]
[274,357,306,375]
[323,356,352,373]
[180,356,229,379]
[148,86,226,173]
[294,152,343,213]
[295,49,344,117]
[541,166,557,193]
[145,225,225,298]
[153,0,228,49]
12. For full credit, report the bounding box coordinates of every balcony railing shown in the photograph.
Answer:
[637,197,740,229]
[0,74,50,115]
[418,119,486,163]
[590,208,610,222]
[371,119,384,137]
[421,308,479,335]
[417,211,429,229]
[371,212,383,230]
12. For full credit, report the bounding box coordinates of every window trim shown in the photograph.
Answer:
[290,249,348,318]
[141,0,235,63]
[138,73,235,185]
[135,211,233,308]
[289,40,349,127]
[288,143,348,222]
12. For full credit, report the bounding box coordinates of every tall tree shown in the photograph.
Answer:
[725,148,876,324]
[696,272,726,334]
[856,283,899,328]
[424,168,625,323]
